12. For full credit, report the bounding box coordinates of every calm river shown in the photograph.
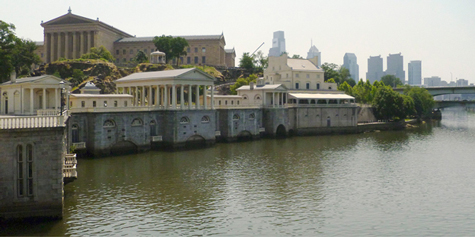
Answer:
[3,108,475,236]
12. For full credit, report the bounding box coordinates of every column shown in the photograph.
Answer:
[72,32,77,58]
[86,31,91,52]
[211,85,215,109]
[64,32,69,59]
[45,33,51,63]
[20,88,24,114]
[55,88,58,110]
[172,85,177,109]
[263,92,266,107]
[134,87,138,106]
[188,85,192,110]
[30,88,34,114]
[57,32,62,60]
[164,85,168,109]
[79,31,84,55]
[272,92,276,108]
[203,85,207,110]
[148,86,152,106]
[281,93,284,107]
[42,88,46,110]
[90,31,94,49]
[180,85,184,110]
[141,86,145,106]
[195,85,200,109]
[156,85,160,107]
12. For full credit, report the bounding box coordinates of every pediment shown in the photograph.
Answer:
[42,13,96,26]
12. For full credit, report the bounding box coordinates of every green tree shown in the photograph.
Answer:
[404,86,435,119]
[291,54,303,59]
[81,46,115,62]
[134,50,148,63]
[152,35,189,66]
[327,78,336,83]
[70,69,85,86]
[11,38,41,75]
[230,74,257,94]
[338,81,353,95]
[254,51,268,70]
[372,86,412,121]
[239,52,255,71]
[381,74,403,87]
[321,63,339,82]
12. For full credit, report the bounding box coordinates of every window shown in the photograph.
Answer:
[187,47,190,53]
[132,118,143,126]
[81,101,85,108]
[103,120,116,128]
[329,86,332,90]
[202,56,206,64]
[296,73,299,78]
[144,49,148,53]
[123,58,126,62]
[286,74,289,78]
[180,57,184,63]
[233,114,240,120]
[72,124,79,143]
[255,95,261,100]
[129,49,133,54]
[150,120,157,136]
[202,47,206,53]
[17,144,34,197]
[194,47,198,53]
[93,101,97,107]
[41,53,44,58]
[114,101,118,107]
[295,83,299,89]
[317,83,320,89]
[249,113,255,120]
[116,50,119,55]
[201,116,210,123]
[104,101,108,107]
[317,74,320,79]
[194,57,198,64]
[17,145,24,197]
[306,83,310,89]
[180,116,190,124]
[307,74,309,78]
[123,49,126,55]
[187,57,191,64]
[137,49,140,53]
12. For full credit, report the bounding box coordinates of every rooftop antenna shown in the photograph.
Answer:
[68,7,71,14]
[251,42,265,57]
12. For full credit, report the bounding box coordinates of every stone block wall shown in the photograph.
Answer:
[0,127,65,220]
[216,109,262,141]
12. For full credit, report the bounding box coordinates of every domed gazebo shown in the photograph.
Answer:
[150,51,166,64]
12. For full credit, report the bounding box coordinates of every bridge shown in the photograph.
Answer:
[393,86,475,96]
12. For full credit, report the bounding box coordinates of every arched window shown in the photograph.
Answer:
[231,100,234,105]
[254,95,261,100]
[72,124,79,143]
[26,144,33,196]
[150,120,157,136]
[180,116,190,124]
[242,94,248,100]
[17,145,24,197]
[233,114,240,120]
[132,118,143,126]
[219,100,221,105]
[103,119,116,128]
[201,116,210,123]
[249,113,255,120]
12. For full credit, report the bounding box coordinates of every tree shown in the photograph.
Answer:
[134,50,148,63]
[404,86,435,119]
[81,46,115,62]
[327,78,336,83]
[321,63,339,82]
[338,81,353,95]
[254,51,268,70]
[372,86,410,121]
[381,74,403,88]
[230,74,257,94]
[239,52,255,71]
[70,69,86,86]
[153,35,189,66]
[291,54,303,59]
[11,38,41,75]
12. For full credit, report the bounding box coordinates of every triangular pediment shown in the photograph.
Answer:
[179,69,216,82]
[42,13,96,26]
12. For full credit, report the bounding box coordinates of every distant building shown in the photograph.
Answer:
[35,9,236,67]
[386,53,405,82]
[424,76,441,87]
[307,44,321,67]
[343,53,359,82]
[408,60,421,85]
[366,55,384,84]
[456,79,469,86]
[268,31,286,57]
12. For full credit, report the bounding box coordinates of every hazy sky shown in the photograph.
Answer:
[2,0,475,84]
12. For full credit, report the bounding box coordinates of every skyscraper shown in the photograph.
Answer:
[386,53,405,82]
[343,53,359,82]
[307,44,321,67]
[408,60,422,85]
[268,31,286,57]
[366,55,384,83]
[424,76,441,87]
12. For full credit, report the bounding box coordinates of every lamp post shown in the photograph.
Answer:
[60,81,65,115]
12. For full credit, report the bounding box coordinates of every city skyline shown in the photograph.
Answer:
[2,0,474,83]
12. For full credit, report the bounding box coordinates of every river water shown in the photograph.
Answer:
[3,108,475,236]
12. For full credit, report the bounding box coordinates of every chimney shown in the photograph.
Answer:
[250,82,254,90]
[10,71,16,83]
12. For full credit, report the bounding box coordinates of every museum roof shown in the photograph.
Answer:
[287,58,322,71]
[236,84,287,91]
[116,35,224,43]
[288,93,355,100]
[70,94,133,98]
[115,68,215,82]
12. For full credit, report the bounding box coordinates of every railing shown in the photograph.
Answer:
[63,153,77,179]
[0,115,67,129]
[37,109,60,116]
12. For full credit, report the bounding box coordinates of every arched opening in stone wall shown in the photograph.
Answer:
[275,124,287,138]
[185,135,206,148]
[110,141,138,156]
[237,130,252,141]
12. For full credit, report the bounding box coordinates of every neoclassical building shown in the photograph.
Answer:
[35,9,236,67]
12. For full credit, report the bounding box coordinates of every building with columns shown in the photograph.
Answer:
[35,9,236,67]
[115,68,216,110]
[0,74,70,116]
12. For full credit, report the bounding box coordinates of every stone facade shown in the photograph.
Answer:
[35,10,235,67]
[216,108,263,142]
[0,127,66,220]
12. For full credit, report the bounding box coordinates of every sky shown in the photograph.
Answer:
[2,0,475,84]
